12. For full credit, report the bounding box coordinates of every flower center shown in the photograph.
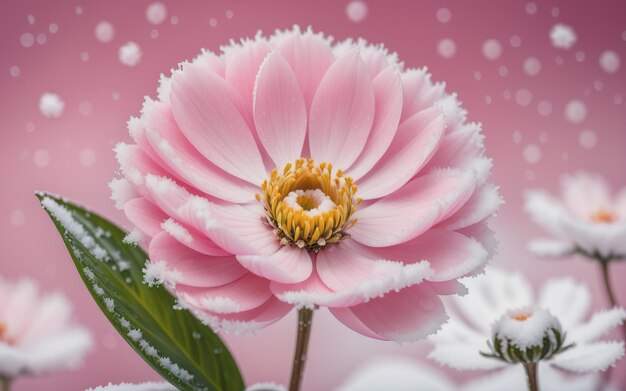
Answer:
[512,312,532,321]
[258,158,360,252]
[0,322,7,344]
[590,209,617,224]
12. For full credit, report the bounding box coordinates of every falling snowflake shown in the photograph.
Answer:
[598,50,621,74]
[550,24,577,50]
[39,93,65,118]
[118,42,142,67]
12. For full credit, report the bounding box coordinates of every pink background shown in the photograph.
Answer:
[1,0,625,389]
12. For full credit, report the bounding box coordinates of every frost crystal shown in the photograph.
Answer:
[39,93,65,118]
[119,42,142,67]
[550,24,577,50]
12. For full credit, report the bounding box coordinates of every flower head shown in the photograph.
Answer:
[111,26,501,340]
[429,268,626,373]
[525,172,626,260]
[0,277,93,379]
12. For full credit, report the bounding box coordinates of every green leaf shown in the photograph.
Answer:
[36,192,245,391]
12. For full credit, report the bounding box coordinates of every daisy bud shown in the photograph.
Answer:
[482,307,572,364]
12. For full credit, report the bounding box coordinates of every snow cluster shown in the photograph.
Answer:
[118,42,142,67]
[492,307,561,350]
[38,93,65,118]
[86,382,176,391]
[550,24,577,50]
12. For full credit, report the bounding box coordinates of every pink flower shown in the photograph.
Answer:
[0,277,93,379]
[111,26,501,341]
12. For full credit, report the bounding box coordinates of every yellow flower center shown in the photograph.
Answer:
[590,209,617,224]
[257,158,360,252]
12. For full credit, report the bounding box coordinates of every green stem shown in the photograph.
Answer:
[0,377,11,391]
[523,363,539,391]
[288,308,314,391]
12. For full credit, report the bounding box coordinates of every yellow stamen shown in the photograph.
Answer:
[258,158,360,252]
[591,209,617,224]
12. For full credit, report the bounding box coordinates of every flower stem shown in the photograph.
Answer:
[598,258,626,339]
[288,307,314,391]
[0,377,11,391]
[523,363,539,391]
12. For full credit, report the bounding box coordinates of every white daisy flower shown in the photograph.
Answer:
[428,268,625,375]
[524,172,626,261]
[337,356,600,391]
[0,277,93,384]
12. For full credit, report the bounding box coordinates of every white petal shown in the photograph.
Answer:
[551,341,625,373]
[338,357,455,391]
[246,383,286,391]
[453,268,533,333]
[21,327,93,375]
[570,307,626,344]
[538,278,591,330]
[528,239,575,258]
[428,344,506,371]
[524,190,570,239]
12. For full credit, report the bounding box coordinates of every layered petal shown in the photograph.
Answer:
[351,169,476,247]
[569,307,626,344]
[308,49,375,169]
[331,283,447,342]
[561,172,613,220]
[171,61,266,184]
[551,341,625,373]
[253,51,307,167]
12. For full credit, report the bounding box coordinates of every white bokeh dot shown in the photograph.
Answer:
[515,89,533,106]
[579,129,597,149]
[49,23,59,34]
[551,7,559,17]
[27,14,35,25]
[146,2,167,25]
[537,100,552,116]
[95,21,115,43]
[36,33,47,45]
[118,42,142,67]
[523,57,541,76]
[75,6,83,15]
[81,51,90,62]
[436,8,451,23]
[80,148,97,167]
[523,144,542,164]
[550,24,577,50]
[499,65,508,77]
[510,35,522,48]
[150,29,159,39]
[33,149,51,167]
[346,1,368,23]
[10,210,25,227]
[225,10,234,19]
[482,39,503,61]
[437,38,456,59]
[564,99,587,123]
[209,18,218,27]
[79,101,93,116]
[10,66,20,77]
[525,2,538,15]
[170,16,179,25]
[39,93,65,118]
[513,131,522,144]
[474,71,482,81]
[20,33,35,48]
[575,51,585,62]
[599,50,620,74]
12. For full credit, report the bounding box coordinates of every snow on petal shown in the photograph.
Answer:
[551,341,625,373]
[569,307,626,344]
[86,382,177,391]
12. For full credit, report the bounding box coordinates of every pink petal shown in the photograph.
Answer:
[428,280,468,296]
[272,28,335,110]
[237,244,313,284]
[400,69,445,123]
[351,169,476,247]
[330,307,384,339]
[224,39,273,113]
[114,143,172,200]
[193,51,225,77]
[360,229,489,282]
[347,65,403,180]
[424,122,482,171]
[356,108,445,199]
[191,296,293,333]
[331,283,448,342]
[143,100,258,203]
[123,198,167,237]
[148,232,247,287]
[253,51,307,167]
[437,183,503,230]
[314,241,432,306]
[177,273,272,314]
[160,218,229,257]
[308,49,375,169]
[171,61,266,184]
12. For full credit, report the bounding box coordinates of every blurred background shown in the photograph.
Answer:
[1,0,625,389]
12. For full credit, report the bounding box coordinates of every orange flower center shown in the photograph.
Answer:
[590,209,618,224]
[258,158,360,252]
[512,313,532,321]
[0,322,6,342]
